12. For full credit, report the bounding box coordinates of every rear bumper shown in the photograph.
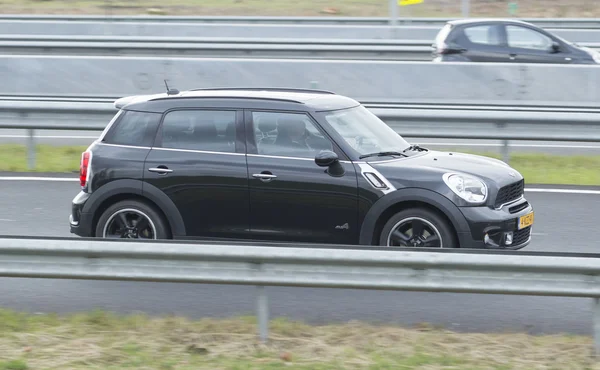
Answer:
[69,191,93,237]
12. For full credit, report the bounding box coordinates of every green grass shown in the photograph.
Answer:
[0,144,87,174]
[3,0,600,18]
[442,149,600,186]
[0,307,596,369]
[2,144,599,186]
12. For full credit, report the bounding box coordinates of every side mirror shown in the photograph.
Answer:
[315,150,339,167]
[550,41,561,53]
[315,150,345,177]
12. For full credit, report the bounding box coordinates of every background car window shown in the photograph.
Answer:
[102,110,161,147]
[463,25,502,45]
[506,25,553,50]
[160,110,236,153]
[252,111,333,158]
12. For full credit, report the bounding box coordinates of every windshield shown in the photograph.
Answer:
[322,105,410,156]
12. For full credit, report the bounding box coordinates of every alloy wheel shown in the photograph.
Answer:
[102,208,157,239]
[386,217,443,248]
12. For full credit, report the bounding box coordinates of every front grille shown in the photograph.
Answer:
[495,179,524,208]
[512,226,531,246]
[509,201,529,214]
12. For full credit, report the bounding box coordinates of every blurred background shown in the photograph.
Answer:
[5,0,600,17]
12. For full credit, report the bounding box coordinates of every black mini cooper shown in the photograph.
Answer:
[69,87,534,249]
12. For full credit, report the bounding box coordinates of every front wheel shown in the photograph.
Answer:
[378,207,457,248]
[95,199,170,239]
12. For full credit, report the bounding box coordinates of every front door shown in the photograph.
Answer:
[504,24,574,64]
[143,107,250,239]
[245,110,359,245]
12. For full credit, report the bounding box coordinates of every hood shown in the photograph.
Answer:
[368,150,522,188]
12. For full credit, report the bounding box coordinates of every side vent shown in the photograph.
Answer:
[363,172,388,189]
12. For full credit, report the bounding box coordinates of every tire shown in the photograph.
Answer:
[378,207,457,248]
[94,199,171,240]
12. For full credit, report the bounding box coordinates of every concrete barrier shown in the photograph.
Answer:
[0,55,599,107]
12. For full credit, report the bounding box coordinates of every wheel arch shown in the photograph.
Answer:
[82,179,186,238]
[358,188,470,246]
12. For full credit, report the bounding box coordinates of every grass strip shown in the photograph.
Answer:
[0,144,599,186]
[4,0,599,18]
[0,308,596,370]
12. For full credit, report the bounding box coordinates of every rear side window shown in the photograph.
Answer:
[463,25,503,46]
[102,110,161,147]
[159,109,237,153]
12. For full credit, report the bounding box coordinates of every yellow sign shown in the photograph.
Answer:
[399,0,424,5]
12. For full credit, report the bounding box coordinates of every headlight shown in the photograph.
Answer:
[443,173,488,203]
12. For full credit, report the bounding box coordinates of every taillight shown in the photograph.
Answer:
[80,151,91,189]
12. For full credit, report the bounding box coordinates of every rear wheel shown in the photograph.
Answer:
[378,207,457,248]
[95,199,170,239]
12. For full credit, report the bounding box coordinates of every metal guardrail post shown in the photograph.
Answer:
[496,122,511,164]
[388,0,398,39]
[256,285,269,343]
[595,298,600,357]
[462,0,470,17]
[27,128,35,170]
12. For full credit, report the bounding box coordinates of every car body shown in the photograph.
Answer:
[69,87,534,250]
[432,18,600,64]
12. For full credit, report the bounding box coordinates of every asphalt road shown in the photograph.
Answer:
[0,179,599,335]
[2,129,600,155]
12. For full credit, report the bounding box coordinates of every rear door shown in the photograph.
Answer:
[143,106,250,239]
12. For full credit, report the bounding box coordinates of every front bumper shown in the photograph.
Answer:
[457,197,534,250]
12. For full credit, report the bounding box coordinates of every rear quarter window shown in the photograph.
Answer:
[102,110,161,147]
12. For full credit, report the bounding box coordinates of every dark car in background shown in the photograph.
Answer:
[432,19,600,64]
[69,87,534,250]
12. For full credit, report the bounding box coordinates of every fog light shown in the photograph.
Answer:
[505,231,513,246]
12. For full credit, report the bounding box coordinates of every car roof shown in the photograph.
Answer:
[115,87,361,112]
[447,18,535,27]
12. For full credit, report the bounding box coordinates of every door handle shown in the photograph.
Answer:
[252,172,277,181]
[148,166,173,174]
[509,54,516,60]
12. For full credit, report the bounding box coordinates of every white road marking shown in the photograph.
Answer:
[525,188,600,195]
[0,135,97,139]
[0,218,15,222]
[418,142,600,149]
[0,177,78,182]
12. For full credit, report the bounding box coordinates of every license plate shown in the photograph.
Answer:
[518,212,534,230]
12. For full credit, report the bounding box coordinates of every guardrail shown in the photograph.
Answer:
[0,35,598,60]
[1,236,600,353]
[1,15,600,28]
[3,20,600,42]
[2,100,600,169]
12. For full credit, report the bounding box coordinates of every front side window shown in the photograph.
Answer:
[160,109,237,153]
[506,25,553,50]
[322,105,410,156]
[252,111,333,158]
